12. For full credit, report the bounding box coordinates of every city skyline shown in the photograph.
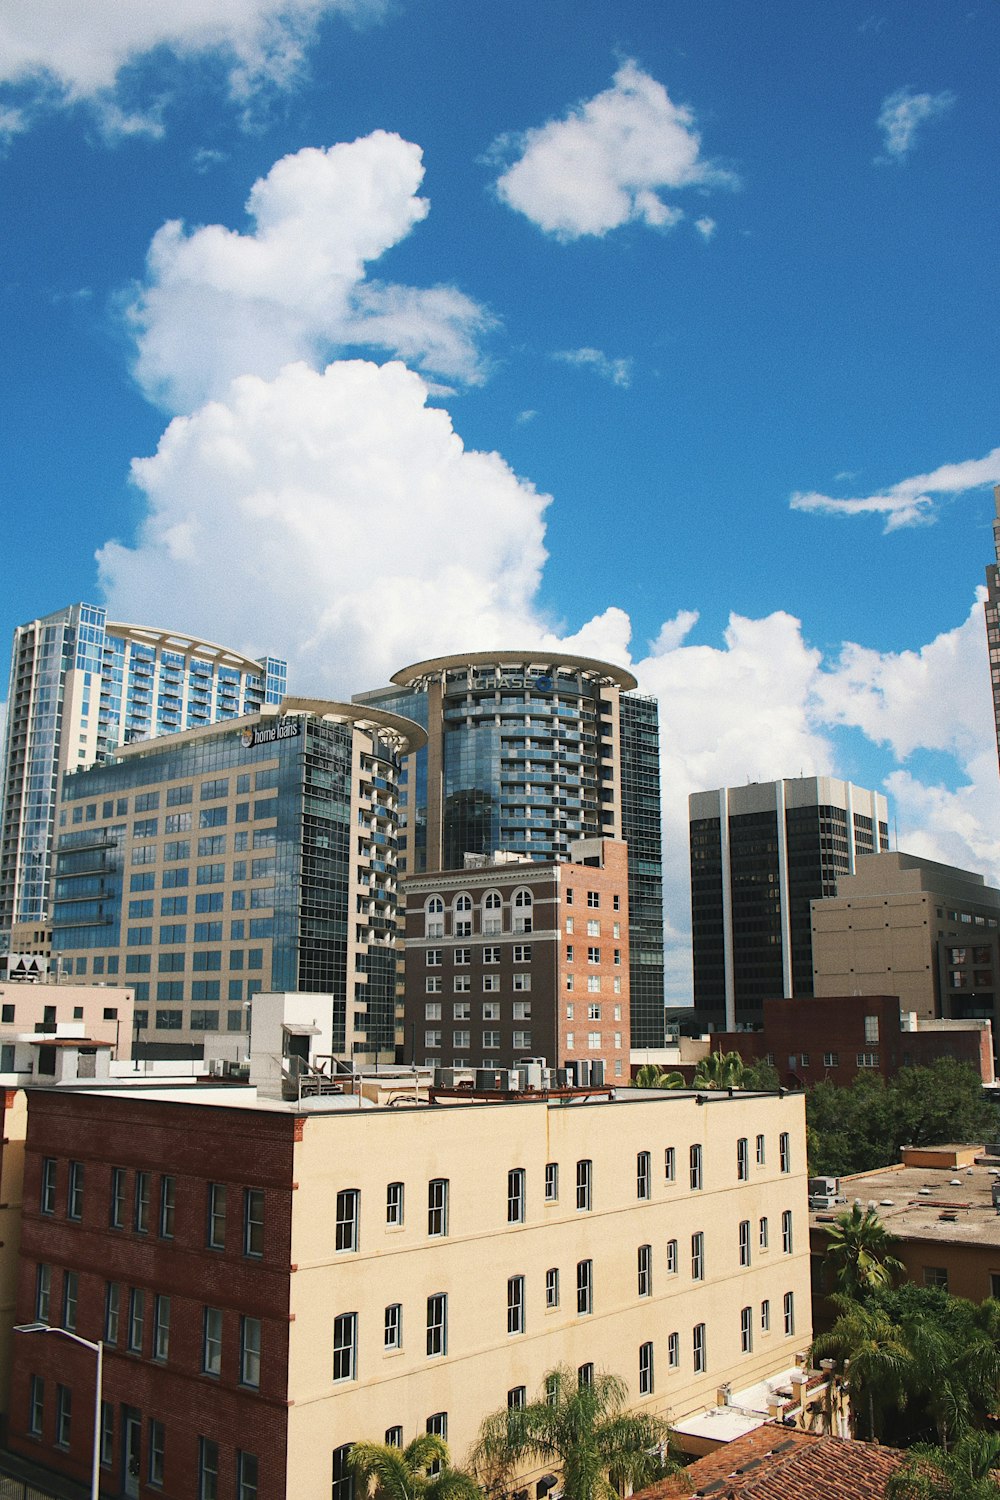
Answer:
[1,1,998,1001]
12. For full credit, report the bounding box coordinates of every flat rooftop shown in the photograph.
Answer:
[811,1153,1000,1247]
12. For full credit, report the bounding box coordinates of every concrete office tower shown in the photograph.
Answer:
[812,851,1000,1033]
[355,653,667,1048]
[689,777,890,1032]
[47,698,424,1055]
[0,603,286,947]
[985,484,1000,771]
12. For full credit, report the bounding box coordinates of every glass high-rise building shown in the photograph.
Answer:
[984,484,1000,772]
[0,603,286,944]
[355,651,666,1047]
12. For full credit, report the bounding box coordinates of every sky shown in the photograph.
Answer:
[1,0,998,1002]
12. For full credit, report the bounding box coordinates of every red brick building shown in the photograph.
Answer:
[402,838,630,1082]
[711,992,994,1088]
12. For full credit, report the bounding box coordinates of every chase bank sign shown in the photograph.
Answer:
[241,717,301,749]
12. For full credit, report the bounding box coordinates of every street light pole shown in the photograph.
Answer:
[14,1323,103,1500]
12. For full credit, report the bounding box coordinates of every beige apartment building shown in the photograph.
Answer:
[12,1083,810,1498]
[812,852,1000,1036]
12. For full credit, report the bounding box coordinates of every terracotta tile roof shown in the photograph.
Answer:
[636,1425,906,1500]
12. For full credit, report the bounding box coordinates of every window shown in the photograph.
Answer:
[100,1402,113,1468]
[576,1159,592,1211]
[483,947,500,964]
[386,1182,404,1227]
[587,890,600,908]
[513,973,531,993]
[507,1275,525,1335]
[105,1282,120,1343]
[153,1176,176,1241]
[587,919,600,937]
[29,1375,44,1436]
[508,1387,526,1410]
[332,1446,354,1500]
[823,1051,839,1068]
[545,1162,559,1202]
[756,1134,766,1166]
[384,1429,403,1450]
[63,1270,78,1331]
[864,1014,880,1044]
[154,1295,171,1361]
[128,1288,145,1353]
[741,1306,753,1354]
[453,975,471,993]
[637,1150,651,1200]
[783,1291,795,1336]
[637,1243,652,1297]
[664,1146,676,1183]
[244,1189,265,1258]
[508,1168,526,1223]
[336,1190,360,1252]
[35,1263,51,1322]
[203,1306,223,1375]
[199,1438,220,1500]
[208,1183,226,1249]
[923,1266,949,1289]
[135,1171,151,1234]
[545,1268,559,1308]
[41,1158,57,1215]
[428,1179,449,1236]
[639,1341,654,1396]
[761,1299,771,1333]
[513,944,532,962]
[425,977,442,995]
[426,1293,447,1356]
[546,1374,559,1406]
[333,1312,357,1381]
[384,1303,402,1350]
[693,1322,707,1373]
[576,1259,593,1314]
[148,1419,165,1487]
[587,946,600,965]
[759,1216,769,1250]
[737,1137,749,1182]
[691,1232,705,1281]
[782,1210,793,1254]
[452,1001,470,1020]
[67,1158,83,1218]
[578,1363,594,1388]
[482,975,499,993]
[426,949,442,966]
[56,1385,71,1449]
[779,1132,791,1173]
[739,1219,751,1267]
[668,1332,680,1369]
[666,1238,678,1274]
[690,1144,703,1190]
[857,1051,880,1069]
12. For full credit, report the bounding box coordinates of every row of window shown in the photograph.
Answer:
[41,1162,264,1256]
[26,1385,258,1500]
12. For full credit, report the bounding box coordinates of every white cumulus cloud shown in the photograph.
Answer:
[491,60,737,240]
[876,85,955,162]
[0,0,381,135]
[790,445,1000,531]
[553,347,633,388]
[127,133,493,413]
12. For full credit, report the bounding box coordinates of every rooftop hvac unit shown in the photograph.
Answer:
[519,1060,543,1090]
[808,1176,840,1196]
[590,1060,605,1086]
[475,1067,501,1091]
[503,1069,520,1092]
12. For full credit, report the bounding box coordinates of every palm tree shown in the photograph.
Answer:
[349,1435,482,1500]
[471,1366,674,1500]
[632,1065,685,1089]
[691,1050,745,1091]
[886,1431,1000,1499]
[811,1296,913,1440]
[823,1204,905,1298]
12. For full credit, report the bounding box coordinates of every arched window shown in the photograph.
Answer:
[455,894,472,913]
[453,893,473,938]
[482,890,503,935]
[513,888,533,934]
[513,889,533,907]
[427,896,444,914]
[483,891,502,909]
[425,895,445,939]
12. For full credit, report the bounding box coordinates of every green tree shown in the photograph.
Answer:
[742,1058,781,1091]
[471,1366,674,1500]
[823,1204,904,1298]
[811,1296,913,1440]
[692,1050,745,1090]
[349,1436,482,1500]
[887,1432,1000,1499]
[632,1064,685,1089]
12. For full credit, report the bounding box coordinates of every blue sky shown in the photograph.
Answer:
[2,0,998,998]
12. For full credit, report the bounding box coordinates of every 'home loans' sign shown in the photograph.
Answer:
[241,718,301,749]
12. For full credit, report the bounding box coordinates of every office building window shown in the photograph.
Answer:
[386,1182,404,1227]
[333,1312,357,1381]
[508,1168,526,1224]
[149,1419,165,1487]
[637,1243,652,1298]
[244,1189,265,1258]
[782,1210,793,1254]
[576,1159,592,1211]
[545,1268,559,1308]
[779,1132,791,1173]
[666,1238,678,1274]
[693,1322,707,1373]
[56,1385,71,1449]
[154,1295,170,1362]
[203,1307,223,1375]
[237,1453,259,1500]
[690,1144,703,1190]
[756,1133,766,1166]
[62,1271,78,1332]
[739,1219,751,1267]
[208,1183,226,1249]
[336,1190,360,1252]
[134,1171,151,1233]
[639,1341,654,1395]
[428,1179,449,1237]
[508,1387,526,1410]
[67,1161,84,1220]
[159,1176,175,1239]
[507,1275,525,1335]
[691,1232,705,1281]
[100,1401,114,1467]
[128,1288,145,1353]
[544,1162,559,1202]
[385,1429,403,1450]
[385,1303,402,1350]
[761,1299,771,1332]
[664,1146,676,1183]
[240,1316,261,1387]
[760,1216,769,1250]
[29,1376,44,1436]
[741,1306,753,1354]
[426,1293,447,1356]
[199,1438,220,1500]
[577,1259,593,1315]
[105,1282,120,1344]
[737,1137,749,1182]
[783,1291,795,1336]
[35,1263,51,1322]
[668,1332,680,1368]
[41,1158,57,1216]
[637,1151,651,1200]
[578,1363,594,1388]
